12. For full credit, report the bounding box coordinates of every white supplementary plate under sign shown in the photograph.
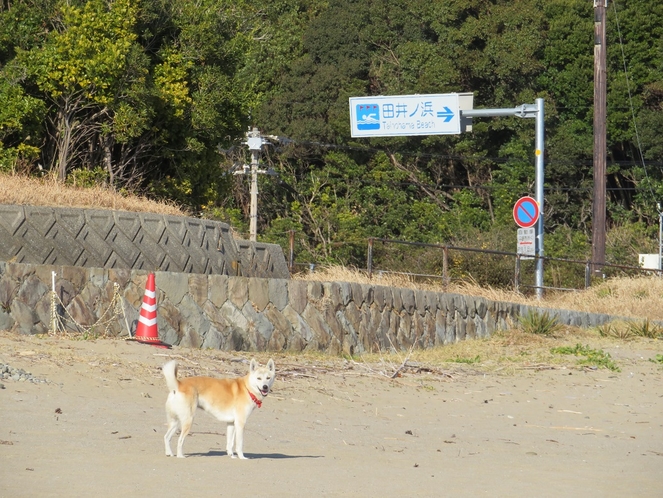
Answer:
[350,93,461,137]
[517,228,535,259]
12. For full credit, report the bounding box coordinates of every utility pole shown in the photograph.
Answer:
[236,127,267,242]
[592,0,607,274]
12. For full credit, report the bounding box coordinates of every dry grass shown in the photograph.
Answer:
[315,326,654,377]
[296,265,663,321]
[0,172,188,217]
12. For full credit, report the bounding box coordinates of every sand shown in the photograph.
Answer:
[1,331,661,497]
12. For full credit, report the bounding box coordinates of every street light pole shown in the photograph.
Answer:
[241,127,266,242]
[249,143,260,242]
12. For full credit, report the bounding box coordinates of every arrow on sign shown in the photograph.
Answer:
[436,106,454,122]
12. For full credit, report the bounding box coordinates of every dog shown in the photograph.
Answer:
[162,358,275,459]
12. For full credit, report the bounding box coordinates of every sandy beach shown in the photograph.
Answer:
[1,331,661,497]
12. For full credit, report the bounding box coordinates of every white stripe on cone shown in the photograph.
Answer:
[138,315,158,327]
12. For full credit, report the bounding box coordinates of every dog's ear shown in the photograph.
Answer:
[250,359,257,372]
[267,359,275,372]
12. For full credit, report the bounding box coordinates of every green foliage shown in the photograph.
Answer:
[23,0,138,103]
[551,344,620,372]
[154,50,193,118]
[606,223,657,266]
[597,323,633,340]
[66,167,110,188]
[0,0,662,268]
[0,71,46,172]
[649,354,663,365]
[599,319,663,341]
[626,319,663,339]
[203,205,249,236]
[0,142,41,174]
[449,355,481,365]
[518,310,562,337]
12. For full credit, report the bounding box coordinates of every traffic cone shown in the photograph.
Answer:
[133,273,170,348]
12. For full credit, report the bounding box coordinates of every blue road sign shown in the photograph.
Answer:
[350,94,461,137]
[513,196,540,228]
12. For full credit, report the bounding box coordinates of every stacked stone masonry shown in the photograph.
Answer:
[0,262,619,354]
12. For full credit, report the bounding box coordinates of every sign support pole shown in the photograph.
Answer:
[463,99,545,298]
[658,203,662,273]
[534,98,545,298]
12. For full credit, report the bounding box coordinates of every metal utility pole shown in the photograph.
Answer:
[236,127,267,242]
[534,98,545,297]
[658,203,663,272]
[592,0,607,274]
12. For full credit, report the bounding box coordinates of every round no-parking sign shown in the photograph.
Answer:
[513,196,540,228]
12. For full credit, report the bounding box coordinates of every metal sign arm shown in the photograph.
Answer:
[461,99,545,299]
[461,104,539,119]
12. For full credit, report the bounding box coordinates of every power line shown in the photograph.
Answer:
[612,0,657,202]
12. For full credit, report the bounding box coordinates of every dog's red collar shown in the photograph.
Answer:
[248,390,262,408]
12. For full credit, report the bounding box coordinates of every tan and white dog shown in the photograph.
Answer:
[162,358,275,459]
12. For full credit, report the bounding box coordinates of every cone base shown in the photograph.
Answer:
[126,337,171,349]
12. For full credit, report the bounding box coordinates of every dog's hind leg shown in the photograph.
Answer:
[164,415,179,457]
[226,423,235,458]
[175,417,193,458]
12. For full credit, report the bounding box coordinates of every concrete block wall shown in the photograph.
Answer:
[0,205,289,278]
[0,262,619,354]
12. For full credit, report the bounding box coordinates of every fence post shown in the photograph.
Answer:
[443,245,449,290]
[288,230,295,273]
[367,238,374,278]
[585,261,591,289]
[515,254,521,293]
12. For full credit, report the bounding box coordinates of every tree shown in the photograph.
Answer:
[19,0,140,181]
[0,73,45,172]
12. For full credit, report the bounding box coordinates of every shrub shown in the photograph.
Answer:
[518,310,562,336]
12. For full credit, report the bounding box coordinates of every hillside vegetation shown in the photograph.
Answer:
[1,0,662,271]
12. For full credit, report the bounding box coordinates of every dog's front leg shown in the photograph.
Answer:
[234,421,248,460]
[226,423,235,458]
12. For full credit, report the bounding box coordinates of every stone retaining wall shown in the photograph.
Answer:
[0,262,619,354]
[0,205,289,278]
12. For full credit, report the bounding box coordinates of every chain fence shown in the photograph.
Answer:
[50,281,130,339]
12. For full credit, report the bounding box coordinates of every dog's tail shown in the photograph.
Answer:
[162,360,180,393]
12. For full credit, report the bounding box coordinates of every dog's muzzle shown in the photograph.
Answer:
[260,386,270,396]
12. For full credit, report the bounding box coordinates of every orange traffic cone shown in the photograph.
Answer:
[133,273,170,348]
